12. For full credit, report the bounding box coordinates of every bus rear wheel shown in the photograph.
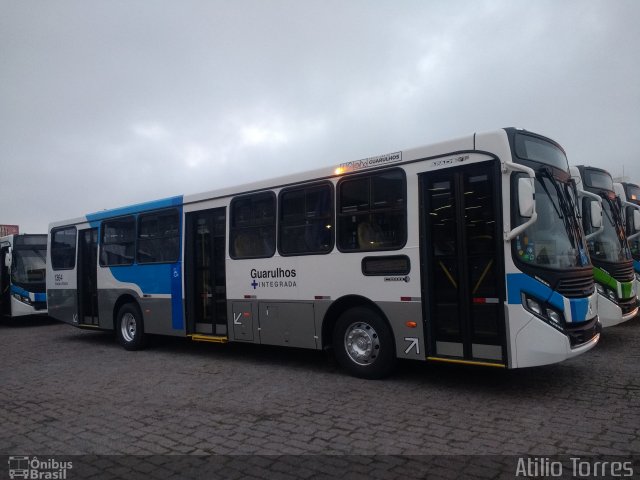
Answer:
[116,303,146,351]
[332,307,396,379]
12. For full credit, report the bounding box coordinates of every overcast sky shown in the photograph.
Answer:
[1,0,639,233]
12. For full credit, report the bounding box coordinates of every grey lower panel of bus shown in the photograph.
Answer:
[227,299,426,361]
[435,341,502,361]
[98,289,183,336]
[53,287,425,361]
[47,289,78,325]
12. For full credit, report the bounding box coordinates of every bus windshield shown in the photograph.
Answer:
[514,172,589,269]
[586,195,632,263]
[11,247,47,285]
[626,183,640,204]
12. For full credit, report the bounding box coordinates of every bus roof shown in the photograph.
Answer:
[48,128,518,229]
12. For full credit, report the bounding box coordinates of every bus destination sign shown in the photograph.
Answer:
[335,151,402,174]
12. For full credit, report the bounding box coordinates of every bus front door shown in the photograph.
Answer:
[186,208,228,336]
[420,161,506,366]
[78,228,99,325]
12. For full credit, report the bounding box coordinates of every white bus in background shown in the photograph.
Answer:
[1,234,48,318]
[614,181,640,302]
[46,128,600,378]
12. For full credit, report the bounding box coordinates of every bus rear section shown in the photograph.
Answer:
[1,234,48,318]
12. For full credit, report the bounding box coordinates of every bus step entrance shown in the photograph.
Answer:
[189,334,229,344]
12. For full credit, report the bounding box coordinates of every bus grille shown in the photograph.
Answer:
[606,262,635,283]
[565,316,600,347]
[619,297,638,317]
[556,275,595,298]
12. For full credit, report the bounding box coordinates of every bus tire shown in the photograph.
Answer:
[116,303,146,351]
[332,307,396,379]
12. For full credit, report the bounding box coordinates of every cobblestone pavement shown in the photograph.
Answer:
[1,316,639,478]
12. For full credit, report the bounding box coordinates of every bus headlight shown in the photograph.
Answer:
[596,283,618,304]
[525,297,543,316]
[12,293,32,305]
[522,293,565,331]
[546,309,563,326]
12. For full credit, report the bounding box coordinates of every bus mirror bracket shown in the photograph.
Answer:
[629,207,640,240]
[620,201,640,240]
[502,161,538,241]
[579,190,604,240]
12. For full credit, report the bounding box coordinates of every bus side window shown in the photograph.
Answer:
[137,209,180,264]
[51,226,77,270]
[100,216,135,266]
[230,192,276,259]
[337,169,406,252]
[279,182,334,256]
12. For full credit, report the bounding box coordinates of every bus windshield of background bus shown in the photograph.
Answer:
[514,134,569,172]
[11,247,46,285]
[514,175,587,269]
[584,169,614,191]
[627,184,640,204]
[585,196,632,263]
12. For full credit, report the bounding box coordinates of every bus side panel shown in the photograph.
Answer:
[47,288,77,325]
[97,288,179,335]
[377,301,425,361]
[97,263,185,336]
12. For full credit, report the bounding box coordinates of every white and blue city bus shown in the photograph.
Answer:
[46,128,600,378]
[1,234,48,318]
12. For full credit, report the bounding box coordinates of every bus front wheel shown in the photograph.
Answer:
[332,307,396,379]
[116,303,146,351]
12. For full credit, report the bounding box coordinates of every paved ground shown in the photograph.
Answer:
[1,316,639,478]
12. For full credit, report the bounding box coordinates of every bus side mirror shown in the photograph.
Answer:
[518,177,535,218]
[634,209,640,233]
[4,249,12,269]
[590,201,603,229]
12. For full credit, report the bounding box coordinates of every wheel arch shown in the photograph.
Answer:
[112,294,142,330]
[321,295,392,350]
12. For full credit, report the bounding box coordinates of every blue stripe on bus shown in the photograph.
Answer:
[506,273,560,310]
[507,273,595,323]
[570,297,590,322]
[10,285,46,302]
[86,195,183,222]
[171,265,183,330]
[634,259,640,274]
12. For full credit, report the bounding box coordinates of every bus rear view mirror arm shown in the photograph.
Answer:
[579,190,604,240]
[629,207,640,240]
[502,162,538,241]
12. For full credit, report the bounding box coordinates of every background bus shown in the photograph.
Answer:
[47,128,600,378]
[1,234,48,318]
[614,181,640,302]
[571,166,638,326]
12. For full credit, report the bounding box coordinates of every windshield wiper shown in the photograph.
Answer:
[537,168,578,248]
[600,193,628,250]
